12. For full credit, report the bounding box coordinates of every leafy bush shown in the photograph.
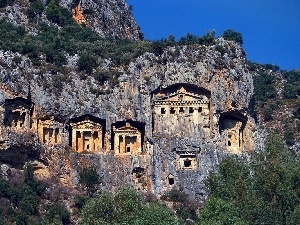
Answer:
[163,187,188,203]
[81,186,178,225]
[222,29,243,45]
[79,166,100,196]
[74,195,88,210]
[27,0,44,22]
[253,72,277,102]
[0,0,14,7]
[200,134,300,224]
[47,203,70,224]
[282,84,298,99]
[284,130,295,146]
[114,185,144,222]
[198,197,243,225]
[0,177,11,198]
[282,70,300,99]
[263,107,273,121]
[294,103,300,119]
[77,52,97,74]
[46,0,73,26]
[81,191,115,224]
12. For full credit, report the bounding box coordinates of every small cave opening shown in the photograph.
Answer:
[198,107,202,113]
[189,107,194,114]
[228,141,231,146]
[161,108,166,114]
[179,107,184,113]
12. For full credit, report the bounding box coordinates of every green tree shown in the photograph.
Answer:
[199,134,300,225]
[222,29,243,45]
[77,52,97,74]
[198,197,243,225]
[114,185,144,223]
[81,186,179,225]
[253,72,277,102]
[79,166,101,196]
[27,0,44,22]
[294,103,300,119]
[81,191,115,225]
[140,201,179,225]
[46,0,60,24]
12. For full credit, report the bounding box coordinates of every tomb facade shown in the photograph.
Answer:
[152,84,211,137]
[175,148,198,170]
[112,120,145,155]
[70,115,105,153]
[4,97,32,131]
[219,112,247,153]
[38,116,64,145]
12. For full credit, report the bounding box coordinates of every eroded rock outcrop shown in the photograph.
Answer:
[0,38,258,201]
[0,0,141,40]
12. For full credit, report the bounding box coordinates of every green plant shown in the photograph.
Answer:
[222,29,243,45]
[199,133,300,224]
[253,72,277,102]
[27,0,44,22]
[77,52,97,74]
[284,130,295,146]
[294,103,300,119]
[47,203,70,224]
[263,107,273,121]
[74,195,88,210]
[79,166,101,196]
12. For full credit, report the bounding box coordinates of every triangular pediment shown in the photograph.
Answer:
[71,120,102,129]
[114,123,140,133]
[157,87,208,102]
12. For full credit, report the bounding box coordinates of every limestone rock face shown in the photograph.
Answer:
[0,0,141,40]
[65,0,141,40]
[0,38,258,201]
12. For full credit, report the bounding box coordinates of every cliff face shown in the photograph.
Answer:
[0,0,141,40]
[0,0,262,202]
[0,37,260,200]
[68,0,141,40]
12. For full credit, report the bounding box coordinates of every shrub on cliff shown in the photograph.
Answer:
[27,0,44,22]
[222,29,243,45]
[198,134,300,224]
[81,186,179,225]
[79,166,101,196]
[253,72,277,102]
[46,0,73,26]
[294,103,300,120]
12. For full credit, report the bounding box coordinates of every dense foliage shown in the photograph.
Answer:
[81,186,179,225]
[282,70,300,99]
[222,29,243,45]
[198,134,300,225]
[0,164,70,225]
[79,166,101,196]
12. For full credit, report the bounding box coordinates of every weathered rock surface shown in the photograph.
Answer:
[0,0,141,40]
[0,38,259,201]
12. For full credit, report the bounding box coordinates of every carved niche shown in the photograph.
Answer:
[38,116,64,145]
[112,120,145,155]
[152,84,211,137]
[219,111,247,153]
[4,97,33,131]
[70,115,105,153]
[175,146,200,170]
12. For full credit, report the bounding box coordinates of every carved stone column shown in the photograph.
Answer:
[91,131,94,152]
[80,131,84,152]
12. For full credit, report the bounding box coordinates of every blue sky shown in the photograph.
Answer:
[126,0,300,70]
